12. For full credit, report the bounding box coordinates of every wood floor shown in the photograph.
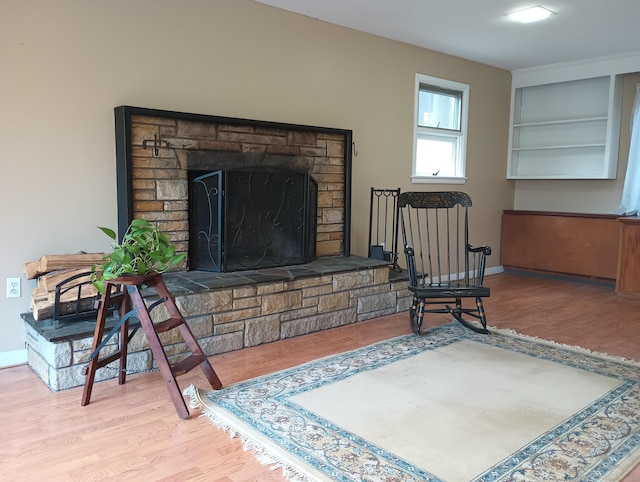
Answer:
[2,271,640,481]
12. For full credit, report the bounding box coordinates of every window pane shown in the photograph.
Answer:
[418,86,461,130]
[415,136,458,177]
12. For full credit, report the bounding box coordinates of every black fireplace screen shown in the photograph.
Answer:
[188,166,317,272]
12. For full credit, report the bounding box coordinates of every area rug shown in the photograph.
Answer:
[184,323,640,481]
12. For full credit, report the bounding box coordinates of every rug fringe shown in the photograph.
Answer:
[488,325,640,366]
[183,384,318,482]
[183,329,640,482]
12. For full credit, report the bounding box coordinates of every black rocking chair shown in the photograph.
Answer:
[399,191,492,335]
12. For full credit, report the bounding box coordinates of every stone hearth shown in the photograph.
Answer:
[23,108,399,392]
[24,257,410,391]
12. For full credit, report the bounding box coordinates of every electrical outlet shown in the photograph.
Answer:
[7,278,20,298]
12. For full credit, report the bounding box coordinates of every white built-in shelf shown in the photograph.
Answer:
[507,75,622,179]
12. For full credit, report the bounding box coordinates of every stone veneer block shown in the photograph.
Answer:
[256,282,284,295]
[26,345,50,386]
[317,292,350,313]
[147,301,170,323]
[72,336,103,352]
[25,324,72,368]
[185,315,214,338]
[214,307,261,324]
[285,275,332,290]
[45,340,72,369]
[332,270,374,291]
[357,307,398,322]
[50,365,91,392]
[279,306,319,322]
[233,286,258,298]
[214,320,244,335]
[302,297,320,308]
[157,328,183,346]
[128,329,150,351]
[317,191,333,208]
[322,208,344,224]
[156,315,212,346]
[396,295,413,313]
[357,291,397,314]
[245,314,281,347]
[162,342,188,358]
[373,267,390,285]
[302,284,334,298]
[73,343,119,365]
[326,140,345,157]
[262,291,302,315]
[281,309,356,338]
[51,350,152,391]
[175,290,233,316]
[199,332,244,356]
[349,284,390,299]
[156,179,187,200]
[316,240,343,257]
[233,297,262,310]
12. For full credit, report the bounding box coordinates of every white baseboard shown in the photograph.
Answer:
[0,349,28,368]
[485,266,505,277]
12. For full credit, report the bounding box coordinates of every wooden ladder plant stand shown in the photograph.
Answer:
[80,273,222,419]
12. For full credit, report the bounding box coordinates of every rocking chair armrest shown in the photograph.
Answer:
[466,244,492,256]
[403,245,419,287]
[466,243,491,284]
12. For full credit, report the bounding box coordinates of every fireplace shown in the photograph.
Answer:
[188,166,317,272]
[114,106,352,271]
[22,108,413,393]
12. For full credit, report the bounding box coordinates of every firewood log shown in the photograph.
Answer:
[38,268,95,292]
[31,297,98,321]
[24,253,105,279]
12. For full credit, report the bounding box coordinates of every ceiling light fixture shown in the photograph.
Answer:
[507,5,555,23]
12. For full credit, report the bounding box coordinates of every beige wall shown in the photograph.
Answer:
[513,72,640,213]
[0,0,513,355]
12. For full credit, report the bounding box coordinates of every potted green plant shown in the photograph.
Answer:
[91,219,186,294]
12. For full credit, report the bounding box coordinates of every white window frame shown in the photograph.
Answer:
[412,74,470,184]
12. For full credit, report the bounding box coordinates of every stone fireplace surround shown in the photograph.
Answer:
[115,106,352,263]
[23,107,412,391]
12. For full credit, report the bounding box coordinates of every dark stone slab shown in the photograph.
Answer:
[22,312,140,343]
[23,256,397,343]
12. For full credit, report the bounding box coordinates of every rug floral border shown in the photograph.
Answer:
[188,323,640,481]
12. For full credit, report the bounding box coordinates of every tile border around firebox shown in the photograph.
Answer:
[23,257,411,392]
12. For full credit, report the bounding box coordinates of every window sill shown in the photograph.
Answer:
[411,176,467,185]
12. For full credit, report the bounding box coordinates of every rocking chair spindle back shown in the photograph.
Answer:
[399,191,492,334]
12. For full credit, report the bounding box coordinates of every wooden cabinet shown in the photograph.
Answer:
[501,210,619,280]
[507,75,622,179]
[616,217,640,298]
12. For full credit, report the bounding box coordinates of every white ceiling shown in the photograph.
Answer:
[254,0,640,71]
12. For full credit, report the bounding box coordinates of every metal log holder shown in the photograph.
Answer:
[52,271,120,322]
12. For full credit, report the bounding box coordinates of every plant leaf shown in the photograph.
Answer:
[130,219,152,228]
[98,226,117,240]
[92,218,185,286]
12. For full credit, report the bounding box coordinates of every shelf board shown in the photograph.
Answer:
[513,116,607,127]
[512,143,606,151]
[508,174,611,179]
